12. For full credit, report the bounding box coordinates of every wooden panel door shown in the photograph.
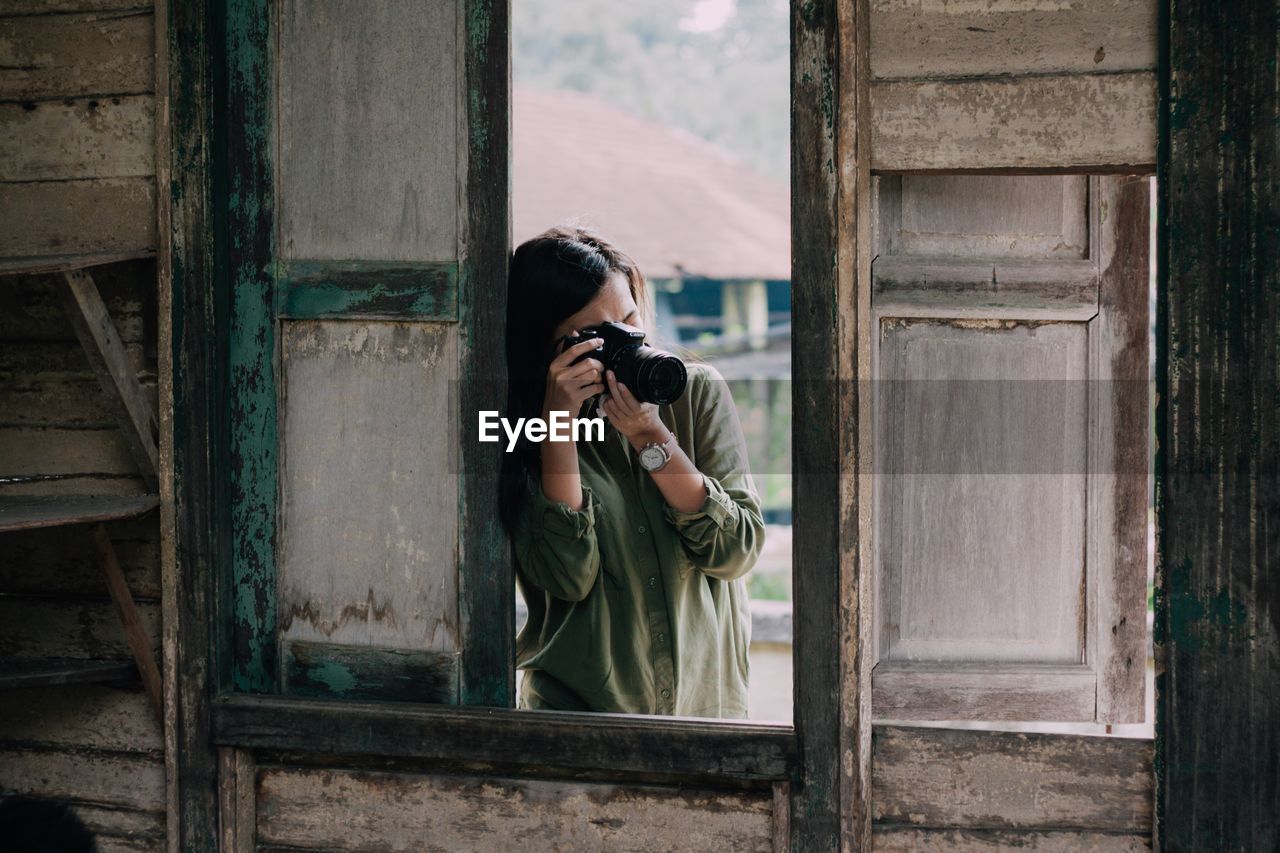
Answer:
[225,0,508,706]
[869,175,1149,723]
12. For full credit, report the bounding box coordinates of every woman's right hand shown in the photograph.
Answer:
[542,336,606,422]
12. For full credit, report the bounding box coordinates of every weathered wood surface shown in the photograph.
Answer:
[872,827,1150,852]
[0,493,157,532]
[164,0,222,845]
[278,321,459,652]
[869,0,1155,79]
[0,746,164,811]
[877,320,1088,660]
[873,662,1096,722]
[0,178,156,256]
[225,0,278,695]
[876,174,1089,258]
[0,684,161,751]
[457,0,513,708]
[1,1,151,15]
[872,257,1098,320]
[873,726,1153,833]
[256,765,774,852]
[0,595,160,659]
[218,748,256,853]
[277,0,458,262]
[792,0,873,846]
[872,72,1157,172]
[0,96,154,181]
[213,693,794,784]
[283,640,459,704]
[871,175,1150,724]
[0,11,153,101]
[1090,176,1150,725]
[0,474,150,496]
[58,269,159,481]
[1158,0,1280,849]
[276,260,458,320]
[0,426,137,476]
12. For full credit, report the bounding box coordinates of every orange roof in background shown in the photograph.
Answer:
[513,86,790,281]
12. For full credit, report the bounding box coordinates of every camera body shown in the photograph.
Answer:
[560,320,688,406]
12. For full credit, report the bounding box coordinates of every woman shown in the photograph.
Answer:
[500,225,765,718]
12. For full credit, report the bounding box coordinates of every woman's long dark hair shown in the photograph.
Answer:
[498,225,651,533]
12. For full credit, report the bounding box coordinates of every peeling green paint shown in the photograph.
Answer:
[226,0,278,694]
[277,261,459,320]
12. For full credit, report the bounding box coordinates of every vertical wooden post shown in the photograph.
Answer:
[166,0,223,848]
[791,0,873,848]
[1157,0,1279,848]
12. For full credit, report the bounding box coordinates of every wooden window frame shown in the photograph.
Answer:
[167,0,869,848]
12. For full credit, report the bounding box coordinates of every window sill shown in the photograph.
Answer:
[212,691,797,785]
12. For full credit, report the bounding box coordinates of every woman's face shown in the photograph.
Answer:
[550,272,641,345]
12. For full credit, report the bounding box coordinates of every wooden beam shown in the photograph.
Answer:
[212,692,795,785]
[58,268,159,487]
[217,747,256,852]
[872,257,1099,321]
[282,641,459,705]
[0,11,153,101]
[91,522,162,721]
[872,72,1157,173]
[162,0,221,846]
[0,493,157,532]
[791,0,873,847]
[873,726,1153,833]
[0,95,154,181]
[457,0,514,708]
[870,0,1156,79]
[0,178,156,257]
[1157,0,1280,848]
[872,662,1097,722]
[276,260,457,320]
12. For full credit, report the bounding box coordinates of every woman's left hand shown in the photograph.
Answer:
[601,370,668,450]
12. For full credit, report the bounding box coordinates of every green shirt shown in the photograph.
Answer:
[513,361,764,718]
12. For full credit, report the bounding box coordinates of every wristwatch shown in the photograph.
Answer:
[637,431,676,472]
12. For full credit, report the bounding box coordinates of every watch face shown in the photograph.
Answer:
[639,444,667,471]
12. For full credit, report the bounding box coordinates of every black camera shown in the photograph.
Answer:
[560,321,687,406]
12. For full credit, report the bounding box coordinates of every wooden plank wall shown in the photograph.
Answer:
[0,1,164,850]
[245,758,776,852]
[872,726,1154,851]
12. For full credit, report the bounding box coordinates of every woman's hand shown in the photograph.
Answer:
[543,336,606,424]
[601,369,668,450]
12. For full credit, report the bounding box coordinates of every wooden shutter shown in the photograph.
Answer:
[225,0,509,705]
[869,174,1149,723]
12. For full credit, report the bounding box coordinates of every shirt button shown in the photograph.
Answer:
[660,688,671,699]
[637,525,647,534]
[656,632,666,643]
[648,576,657,588]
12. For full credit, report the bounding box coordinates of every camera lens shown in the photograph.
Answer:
[622,347,686,405]
[641,356,687,405]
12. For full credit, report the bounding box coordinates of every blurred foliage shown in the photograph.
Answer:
[724,377,791,512]
[513,0,790,181]
[748,568,791,602]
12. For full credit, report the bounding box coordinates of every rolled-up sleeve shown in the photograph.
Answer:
[661,365,765,582]
[513,477,602,602]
